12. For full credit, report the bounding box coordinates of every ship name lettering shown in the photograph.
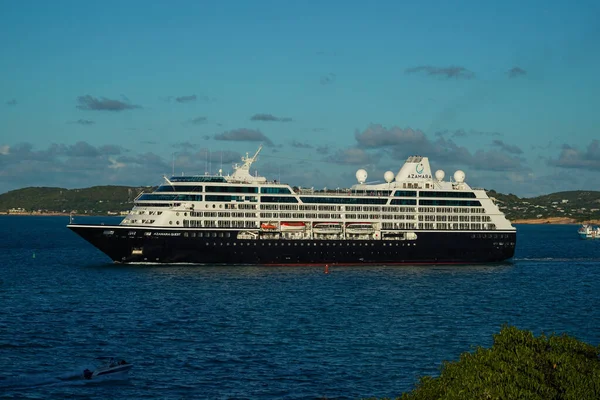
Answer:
[408,174,431,179]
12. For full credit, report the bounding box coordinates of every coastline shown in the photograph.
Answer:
[0,212,123,217]
[512,217,600,225]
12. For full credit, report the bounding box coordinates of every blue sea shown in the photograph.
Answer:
[1,216,599,399]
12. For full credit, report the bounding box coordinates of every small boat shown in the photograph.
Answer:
[280,222,306,232]
[83,357,133,380]
[313,222,343,234]
[260,222,278,230]
[346,222,375,234]
[578,224,600,240]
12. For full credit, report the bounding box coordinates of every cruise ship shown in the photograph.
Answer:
[67,146,516,265]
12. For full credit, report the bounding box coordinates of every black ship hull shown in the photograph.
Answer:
[68,224,516,265]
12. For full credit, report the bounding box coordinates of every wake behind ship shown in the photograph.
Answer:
[68,146,516,265]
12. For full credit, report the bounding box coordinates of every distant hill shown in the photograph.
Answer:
[1,186,600,221]
[0,186,153,215]
[487,189,600,222]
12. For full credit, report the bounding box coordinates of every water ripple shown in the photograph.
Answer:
[1,218,599,398]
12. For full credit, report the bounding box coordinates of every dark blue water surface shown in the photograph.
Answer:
[1,216,599,399]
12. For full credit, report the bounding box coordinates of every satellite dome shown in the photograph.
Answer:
[435,170,445,182]
[453,170,465,183]
[355,169,368,184]
[384,171,394,183]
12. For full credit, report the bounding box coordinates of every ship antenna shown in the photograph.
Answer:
[204,148,209,175]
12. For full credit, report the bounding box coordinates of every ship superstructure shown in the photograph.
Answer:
[68,146,516,264]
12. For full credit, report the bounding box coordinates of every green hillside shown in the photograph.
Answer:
[488,190,600,221]
[1,185,600,221]
[0,186,153,214]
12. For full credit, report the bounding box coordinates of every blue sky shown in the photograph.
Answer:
[1,0,599,197]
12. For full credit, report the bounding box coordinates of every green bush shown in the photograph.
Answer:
[378,325,600,400]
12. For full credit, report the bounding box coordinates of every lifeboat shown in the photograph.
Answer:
[346,222,374,234]
[313,222,343,234]
[260,222,278,230]
[280,222,306,232]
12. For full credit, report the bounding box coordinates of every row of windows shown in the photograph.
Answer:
[206,186,258,193]
[205,195,245,202]
[352,190,392,196]
[390,199,418,205]
[139,194,203,202]
[134,210,163,216]
[419,200,481,207]
[156,184,477,200]
[261,187,292,194]
[134,203,176,208]
[300,197,388,205]
[394,191,417,197]
[261,196,299,203]
[180,212,493,222]
[183,220,258,228]
[155,185,202,192]
[146,189,482,207]
[418,191,477,198]
[170,176,226,183]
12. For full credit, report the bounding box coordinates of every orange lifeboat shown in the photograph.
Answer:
[261,222,278,230]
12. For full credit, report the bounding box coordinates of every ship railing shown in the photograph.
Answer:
[296,188,391,197]
[134,191,146,201]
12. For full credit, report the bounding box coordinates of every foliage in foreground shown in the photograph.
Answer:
[384,325,600,400]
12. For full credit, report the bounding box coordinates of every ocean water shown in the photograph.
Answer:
[1,216,599,399]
